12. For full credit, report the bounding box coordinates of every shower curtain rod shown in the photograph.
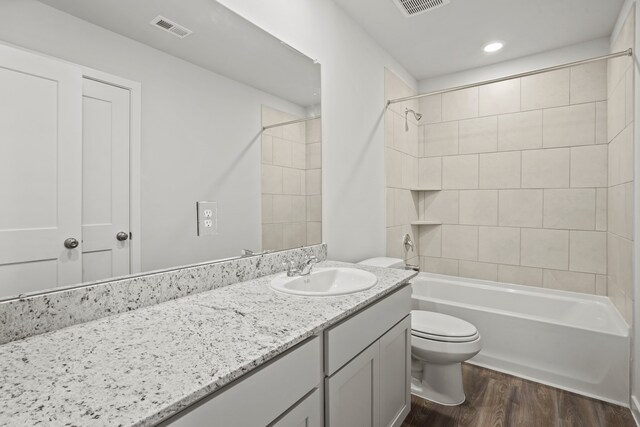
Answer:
[386,48,633,106]
[262,115,321,131]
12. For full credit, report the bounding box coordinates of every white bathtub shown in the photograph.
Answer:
[411,272,630,406]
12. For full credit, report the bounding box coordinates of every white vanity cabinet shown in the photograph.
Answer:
[162,284,412,427]
[324,285,412,427]
[162,337,322,427]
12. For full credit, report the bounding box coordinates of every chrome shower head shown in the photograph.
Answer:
[404,108,423,131]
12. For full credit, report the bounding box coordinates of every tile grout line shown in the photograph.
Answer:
[476,223,480,265]
[519,227,523,267]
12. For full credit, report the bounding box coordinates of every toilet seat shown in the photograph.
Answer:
[412,329,479,343]
[411,310,479,343]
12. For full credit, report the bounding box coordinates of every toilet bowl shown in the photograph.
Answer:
[410,310,482,405]
[357,257,482,406]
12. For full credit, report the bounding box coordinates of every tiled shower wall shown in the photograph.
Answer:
[261,106,322,251]
[607,7,635,323]
[414,63,609,295]
[384,69,420,266]
[385,47,634,308]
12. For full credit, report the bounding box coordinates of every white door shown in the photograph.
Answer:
[81,78,131,282]
[0,44,82,296]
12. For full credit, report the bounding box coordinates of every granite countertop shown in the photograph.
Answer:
[0,261,416,427]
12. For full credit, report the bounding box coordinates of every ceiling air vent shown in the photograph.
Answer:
[150,16,193,39]
[392,0,450,17]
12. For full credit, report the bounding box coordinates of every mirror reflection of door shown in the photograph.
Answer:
[0,44,132,296]
[0,45,82,296]
[81,78,131,283]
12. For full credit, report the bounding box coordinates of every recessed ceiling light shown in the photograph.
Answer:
[483,41,504,53]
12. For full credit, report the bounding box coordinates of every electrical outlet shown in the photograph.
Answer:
[197,201,218,236]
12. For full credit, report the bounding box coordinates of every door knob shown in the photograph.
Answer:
[64,238,79,249]
[116,232,129,241]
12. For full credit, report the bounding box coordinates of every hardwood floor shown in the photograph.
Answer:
[402,364,635,427]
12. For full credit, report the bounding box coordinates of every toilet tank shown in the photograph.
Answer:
[358,257,404,269]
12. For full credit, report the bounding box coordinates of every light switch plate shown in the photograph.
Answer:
[197,201,218,236]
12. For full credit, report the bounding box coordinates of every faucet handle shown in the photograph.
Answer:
[299,255,317,268]
[299,255,319,276]
[283,260,300,277]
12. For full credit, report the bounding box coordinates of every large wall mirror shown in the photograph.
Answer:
[0,0,322,300]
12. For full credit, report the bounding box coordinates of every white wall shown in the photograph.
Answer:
[217,0,417,262]
[418,38,610,93]
[0,0,308,272]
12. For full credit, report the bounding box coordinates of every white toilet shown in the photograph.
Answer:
[358,257,482,406]
[410,310,482,405]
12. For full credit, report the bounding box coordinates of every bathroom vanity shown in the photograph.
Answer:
[165,282,412,427]
[0,260,416,427]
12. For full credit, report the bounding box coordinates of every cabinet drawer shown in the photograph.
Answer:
[162,336,321,426]
[270,388,321,427]
[324,285,411,375]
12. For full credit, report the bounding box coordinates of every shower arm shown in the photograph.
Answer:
[405,108,423,131]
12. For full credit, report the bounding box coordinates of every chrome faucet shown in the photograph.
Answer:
[403,234,414,253]
[300,256,318,276]
[284,255,319,277]
[241,249,255,257]
[241,249,271,257]
[284,260,301,277]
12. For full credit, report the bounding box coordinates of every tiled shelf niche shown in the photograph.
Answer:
[412,189,442,225]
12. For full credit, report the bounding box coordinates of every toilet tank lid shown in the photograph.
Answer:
[411,310,478,338]
[357,257,404,268]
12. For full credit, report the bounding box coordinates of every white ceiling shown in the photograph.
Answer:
[38,0,321,107]
[334,0,625,81]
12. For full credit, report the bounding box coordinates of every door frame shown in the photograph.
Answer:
[0,40,142,276]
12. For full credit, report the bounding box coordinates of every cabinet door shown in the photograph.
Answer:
[271,389,321,427]
[379,316,411,427]
[325,342,380,427]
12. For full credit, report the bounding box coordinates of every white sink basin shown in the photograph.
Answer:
[270,267,378,296]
